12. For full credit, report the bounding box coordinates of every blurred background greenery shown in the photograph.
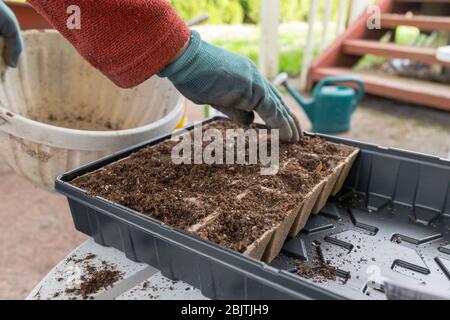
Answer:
[169,0,347,24]
[169,0,416,76]
[167,0,345,76]
[11,0,418,77]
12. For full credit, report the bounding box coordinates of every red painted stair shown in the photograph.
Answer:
[381,13,450,31]
[308,0,450,111]
[343,39,450,67]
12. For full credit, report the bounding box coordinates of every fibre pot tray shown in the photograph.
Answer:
[56,117,450,300]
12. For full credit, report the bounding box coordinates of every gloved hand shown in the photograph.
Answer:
[159,31,302,142]
[0,1,23,67]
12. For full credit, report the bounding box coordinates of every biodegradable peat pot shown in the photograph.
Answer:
[243,150,358,262]
[70,120,359,263]
[0,30,184,191]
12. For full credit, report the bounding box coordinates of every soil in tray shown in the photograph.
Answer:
[72,121,355,255]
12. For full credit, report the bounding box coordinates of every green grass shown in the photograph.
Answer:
[211,28,324,76]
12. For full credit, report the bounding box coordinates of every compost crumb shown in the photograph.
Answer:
[85,254,97,260]
[392,236,402,244]
[294,257,337,282]
[33,286,42,300]
[67,253,96,264]
[72,120,354,253]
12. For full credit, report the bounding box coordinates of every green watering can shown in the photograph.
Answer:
[274,74,365,133]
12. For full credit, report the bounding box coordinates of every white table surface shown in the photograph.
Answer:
[26,239,207,300]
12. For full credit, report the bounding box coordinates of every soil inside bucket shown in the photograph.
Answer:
[33,112,120,131]
[30,106,122,131]
[72,120,356,254]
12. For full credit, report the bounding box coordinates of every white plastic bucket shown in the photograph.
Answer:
[0,30,185,191]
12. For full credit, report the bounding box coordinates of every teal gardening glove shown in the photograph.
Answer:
[159,31,302,142]
[0,1,23,67]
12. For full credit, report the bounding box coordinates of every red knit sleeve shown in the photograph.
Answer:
[27,0,190,88]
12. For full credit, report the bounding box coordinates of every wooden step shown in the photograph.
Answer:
[343,40,450,66]
[395,0,450,3]
[381,13,450,31]
[309,67,450,111]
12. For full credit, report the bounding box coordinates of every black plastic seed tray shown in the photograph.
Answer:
[56,117,450,300]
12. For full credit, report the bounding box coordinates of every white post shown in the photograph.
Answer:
[299,0,319,91]
[259,0,280,79]
[321,0,333,50]
[349,0,370,25]
[336,0,348,37]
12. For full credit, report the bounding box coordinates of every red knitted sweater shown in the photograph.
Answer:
[27,0,190,88]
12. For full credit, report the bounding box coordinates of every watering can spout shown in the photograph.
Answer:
[289,89,315,122]
[276,73,315,122]
[298,99,315,122]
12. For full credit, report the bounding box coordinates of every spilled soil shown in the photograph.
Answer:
[64,261,123,299]
[61,254,123,300]
[294,257,337,283]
